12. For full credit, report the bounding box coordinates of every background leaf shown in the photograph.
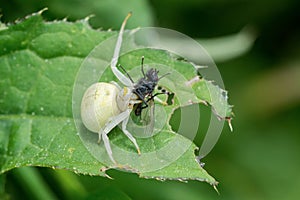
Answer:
[0,0,154,29]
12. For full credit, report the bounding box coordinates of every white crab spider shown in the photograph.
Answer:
[81,81,142,164]
[81,13,150,164]
[81,12,172,164]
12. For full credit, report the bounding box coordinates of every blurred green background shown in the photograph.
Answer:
[1,0,300,199]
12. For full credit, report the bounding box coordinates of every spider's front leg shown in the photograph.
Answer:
[153,96,168,106]
[120,112,141,155]
[151,92,175,106]
[153,87,175,106]
[99,109,140,164]
[110,12,133,87]
[99,110,131,164]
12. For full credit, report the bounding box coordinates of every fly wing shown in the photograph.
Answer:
[141,99,155,137]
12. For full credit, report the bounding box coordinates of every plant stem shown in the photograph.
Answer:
[13,167,57,200]
[51,169,87,199]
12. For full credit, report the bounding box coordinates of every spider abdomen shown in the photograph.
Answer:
[81,82,122,133]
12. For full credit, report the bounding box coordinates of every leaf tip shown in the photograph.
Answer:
[226,117,233,132]
[213,184,220,194]
[100,166,114,179]
[25,8,48,19]
[37,8,49,15]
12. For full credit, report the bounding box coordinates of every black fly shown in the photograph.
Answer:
[133,67,159,113]
[118,56,173,116]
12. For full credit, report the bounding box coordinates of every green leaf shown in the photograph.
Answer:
[0,12,111,176]
[0,0,154,29]
[0,12,233,187]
